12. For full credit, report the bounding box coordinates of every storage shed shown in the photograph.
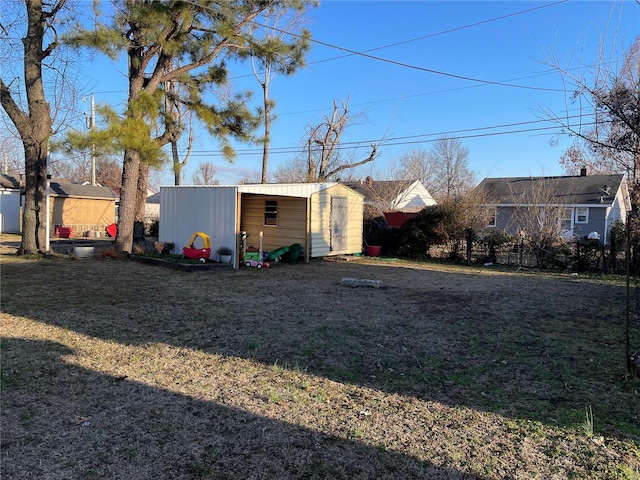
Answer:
[0,174,21,234]
[159,183,364,268]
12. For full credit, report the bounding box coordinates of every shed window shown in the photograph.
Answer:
[575,207,588,224]
[264,200,278,226]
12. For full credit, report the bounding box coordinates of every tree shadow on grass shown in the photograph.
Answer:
[2,257,639,438]
[1,338,481,480]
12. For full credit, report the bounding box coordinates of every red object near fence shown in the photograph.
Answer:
[106,223,117,237]
[56,227,73,238]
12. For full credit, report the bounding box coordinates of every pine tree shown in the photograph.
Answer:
[66,0,314,252]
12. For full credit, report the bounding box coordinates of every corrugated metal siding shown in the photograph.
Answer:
[0,190,20,233]
[159,186,238,258]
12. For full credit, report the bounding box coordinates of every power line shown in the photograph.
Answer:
[299,1,569,66]
[180,114,597,158]
[230,1,568,75]
[247,1,568,92]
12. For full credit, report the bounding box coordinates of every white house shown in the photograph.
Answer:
[342,178,436,214]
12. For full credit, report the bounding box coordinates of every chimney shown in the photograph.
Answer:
[580,166,587,177]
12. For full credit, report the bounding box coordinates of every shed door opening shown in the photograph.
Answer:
[330,197,348,252]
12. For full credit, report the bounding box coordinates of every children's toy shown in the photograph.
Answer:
[244,258,270,268]
[241,230,269,268]
[182,232,211,260]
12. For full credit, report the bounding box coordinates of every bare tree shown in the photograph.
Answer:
[508,178,572,267]
[192,162,219,185]
[1,0,75,253]
[238,171,265,184]
[544,37,640,182]
[429,136,476,200]
[272,156,307,183]
[48,153,122,186]
[396,141,476,202]
[305,97,383,182]
[0,136,24,175]
[397,148,440,193]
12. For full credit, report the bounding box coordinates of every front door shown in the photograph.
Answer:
[330,197,348,252]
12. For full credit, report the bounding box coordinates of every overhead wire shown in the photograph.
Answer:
[246,0,569,92]
[86,0,587,168]
[180,113,599,158]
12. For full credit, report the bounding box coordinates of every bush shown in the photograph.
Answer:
[147,219,159,237]
[397,205,452,258]
[363,216,387,247]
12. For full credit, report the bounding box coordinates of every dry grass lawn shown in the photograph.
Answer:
[1,243,639,479]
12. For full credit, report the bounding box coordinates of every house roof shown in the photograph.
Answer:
[341,179,414,202]
[0,174,21,190]
[0,175,116,200]
[476,174,626,206]
[49,178,118,200]
[146,192,160,204]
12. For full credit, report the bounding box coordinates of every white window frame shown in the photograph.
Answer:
[560,208,573,236]
[575,207,589,224]
[487,207,497,227]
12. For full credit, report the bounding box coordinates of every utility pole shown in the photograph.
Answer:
[90,93,96,186]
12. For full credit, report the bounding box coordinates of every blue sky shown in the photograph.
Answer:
[78,1,639,186]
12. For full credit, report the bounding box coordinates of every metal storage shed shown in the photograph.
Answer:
[0,174,21,234]
[159,183,364,268]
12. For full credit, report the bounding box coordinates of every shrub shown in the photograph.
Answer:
[147,219,159,237]
[397,205,452,258]
[363,216,388,247]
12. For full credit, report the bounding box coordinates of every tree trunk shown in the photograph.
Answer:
[136,162,149,223]
[20,143,48,254]
[261,81,270,184]
[0,0,54,254]
[115,150,140,253]
[172,141,182,186]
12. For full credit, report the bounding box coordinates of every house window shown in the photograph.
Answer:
[264,200,278,226]
[487,207,497,227]
[560,208,573,236]
[575,207,589,224]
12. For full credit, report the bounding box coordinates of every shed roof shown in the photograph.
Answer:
[476,174,626,206]
[161,182,362,199]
